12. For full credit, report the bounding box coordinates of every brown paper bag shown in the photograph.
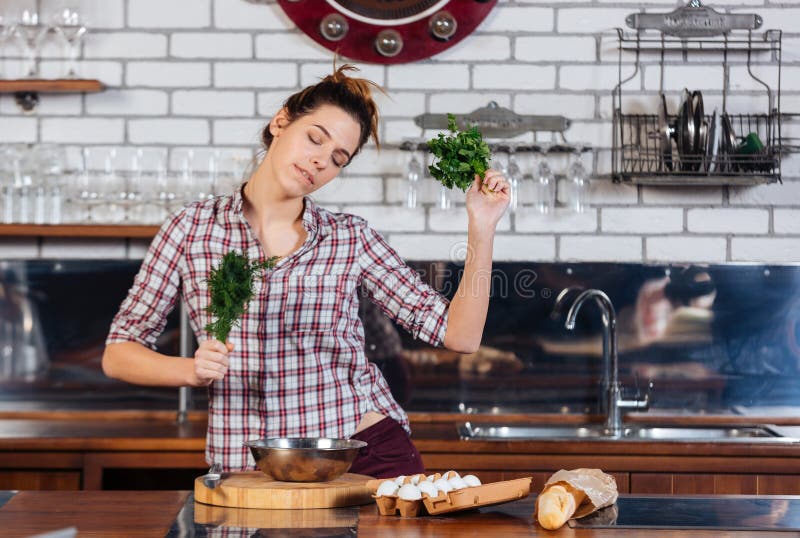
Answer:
[534,468,618,529]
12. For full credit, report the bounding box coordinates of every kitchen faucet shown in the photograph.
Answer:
[553,288,653,437]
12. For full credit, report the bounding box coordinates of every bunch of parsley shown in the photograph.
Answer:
[205,250,279,343]
[427,113,492,193]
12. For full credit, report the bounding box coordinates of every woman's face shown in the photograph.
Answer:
[267,104,361,197]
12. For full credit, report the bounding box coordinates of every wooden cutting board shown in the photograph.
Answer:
[193,502,358,528]
[194,471,374,509]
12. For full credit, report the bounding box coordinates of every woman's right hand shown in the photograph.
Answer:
[191,339,233,387]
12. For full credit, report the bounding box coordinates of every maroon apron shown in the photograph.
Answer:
[348,417,425,478]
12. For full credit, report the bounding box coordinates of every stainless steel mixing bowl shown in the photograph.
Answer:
[244,437,367,482]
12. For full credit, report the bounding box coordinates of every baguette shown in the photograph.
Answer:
[536,483,587,530]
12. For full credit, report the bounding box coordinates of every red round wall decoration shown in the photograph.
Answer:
[277,0,498,64]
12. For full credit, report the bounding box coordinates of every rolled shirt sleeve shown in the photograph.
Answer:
[106,209,187,349]
[357,222,449,348]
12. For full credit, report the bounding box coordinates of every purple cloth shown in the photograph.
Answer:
[348,418,425,478]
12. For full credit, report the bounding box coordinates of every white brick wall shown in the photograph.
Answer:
[84,33,168,59]
[388,65,469,90]
[86,90,168,116]
[0,1,797,263]
[474,65,556,90]
[483,7,553,33]
[214,62,296,89]
[687,209,769,234]
[171,34,252,59]
[127,62,211,88]
[560,235,642,262]
[128,119,209,145]
[602,208,684,234]
[172,90,254,117]
[0,118,37,142]
[646,237,727,263]
[129,0,210,28]
[516,37,595,63]
[41,118,125,144]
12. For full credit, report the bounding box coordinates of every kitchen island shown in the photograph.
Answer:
[1,489,799,537]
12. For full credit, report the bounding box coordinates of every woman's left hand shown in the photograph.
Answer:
[465,168,511,231]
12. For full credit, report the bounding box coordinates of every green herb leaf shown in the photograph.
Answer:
[427,113,491,193]
[204,250,279,343]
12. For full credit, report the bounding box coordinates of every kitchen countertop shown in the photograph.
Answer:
[1,490,799,537]
[0,414,798,458]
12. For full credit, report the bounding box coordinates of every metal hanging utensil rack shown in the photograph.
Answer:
[402,101,591,155]
[612,0,783,186]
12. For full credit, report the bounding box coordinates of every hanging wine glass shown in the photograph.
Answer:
[565,149,590,214]
[437,183,452,210]
[534,149,556,215]
[404,149,423,209]
[51,8,87,78]
[14,10,49,78]
[506,143,522,214]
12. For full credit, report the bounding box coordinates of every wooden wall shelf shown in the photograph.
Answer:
[0,224,158,239]
[0,79,105,111]
[0,79,104,94]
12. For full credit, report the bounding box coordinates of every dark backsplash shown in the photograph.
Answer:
[1,260,798,415]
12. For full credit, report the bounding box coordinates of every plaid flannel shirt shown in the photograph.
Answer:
[107,186,450,470]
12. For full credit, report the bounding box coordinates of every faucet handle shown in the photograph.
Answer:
[619,379,654,411]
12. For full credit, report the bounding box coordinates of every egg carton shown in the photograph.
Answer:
[368,473,532,517]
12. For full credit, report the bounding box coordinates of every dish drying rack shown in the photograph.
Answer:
[612,0,783,185]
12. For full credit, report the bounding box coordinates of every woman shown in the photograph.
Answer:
[102,64,510,477]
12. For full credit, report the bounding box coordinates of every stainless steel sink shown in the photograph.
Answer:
[458,422,798,443]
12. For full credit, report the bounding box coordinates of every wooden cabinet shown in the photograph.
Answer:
[421,450,800,496]
[0,452,83,490]
[629,473,800,495]
[0,471,81,490]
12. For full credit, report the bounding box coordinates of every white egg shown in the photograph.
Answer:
[417,481,438,498]
[448,476,469,490]
[397,483,422,501]
[444,470,461,480]
[410,473,426,485]
[462,474,482,487]
[427,474,438,483]
[393,475,407,486]
[434,478,454,493]
[376,480,399,497]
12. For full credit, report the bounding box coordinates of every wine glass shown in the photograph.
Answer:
[14,10,49,78]
[215,153,250,197]
[534,156,556,215]
[505,143,523,214]
[0,146,23,224]
[31,144,66,224]
[0,16,16,79]
[173,148,216,205]
[128,148,167,224]
[404,150,423,209]
[564,150,590,214]
[71,148,96,223]
[77,147,123,223]
[51,8,87,78]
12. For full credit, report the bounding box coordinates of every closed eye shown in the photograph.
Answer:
[309,133,347,168]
